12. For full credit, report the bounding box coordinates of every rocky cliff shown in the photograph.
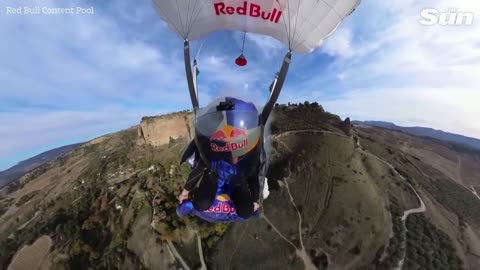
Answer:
[138,112,194,146]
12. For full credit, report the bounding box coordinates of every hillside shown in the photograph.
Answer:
[0,105,479,270]
[356,125,480,270]
[0,143,82,189]
[355,121,480,150]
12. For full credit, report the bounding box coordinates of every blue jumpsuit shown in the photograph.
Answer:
[177,159,260,222]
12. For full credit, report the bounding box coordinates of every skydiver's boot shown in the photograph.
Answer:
[232,182,255,219]
[262,177,270,200]
[191,170,217,211]
[258,146,268,201]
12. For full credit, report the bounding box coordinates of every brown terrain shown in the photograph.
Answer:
[138,112,194,146]
[357,125,480,270]
[7,235,53,270]
[0,104,479,270]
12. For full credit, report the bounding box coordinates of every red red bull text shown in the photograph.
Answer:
[205,202,237,214]
[211,138,248,152]
[214,1,283,23]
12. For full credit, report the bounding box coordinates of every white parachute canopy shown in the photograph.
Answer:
[152,0,360,53]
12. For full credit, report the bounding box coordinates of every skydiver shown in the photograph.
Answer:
[178,97,263,219]
[177,51,289,222]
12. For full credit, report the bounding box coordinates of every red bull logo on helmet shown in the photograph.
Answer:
[210,125,248,153]
[213,1,283,24]
[211,139,247,152]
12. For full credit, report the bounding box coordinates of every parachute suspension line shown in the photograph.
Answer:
[241,31,247,54]
[185,0,199,37]
[152,0,182,37]
[187,1,198,36]
[175,0,187,37]
[185,0,193,33]
[279,3,291,50]
[195,39,206,59]
[261,51,292,125]
[290,0,302,49]
[285,0,293,49]
[291,1,317,50]
[183,40,199,112]
[186,0,208,38]
[280,0,299,51]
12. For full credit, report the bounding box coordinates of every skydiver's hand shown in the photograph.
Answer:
[254,202,260,212]
[178,189,190,202]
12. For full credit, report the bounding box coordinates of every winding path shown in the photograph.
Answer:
[196,231,207,270]
[166,240,191,270]
[263,133,334,270]
[356,137,427,270]
[394,183,426,270]
[373,156,426,270]
[400,183,426,221]
[151,194,205,270]
[261,171,317,270]
[456,154,480,201]
[273,129,428,269]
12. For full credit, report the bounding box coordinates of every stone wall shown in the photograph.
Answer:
[138,112,194,146]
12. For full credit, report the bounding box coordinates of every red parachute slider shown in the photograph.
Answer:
[235,54,247,66]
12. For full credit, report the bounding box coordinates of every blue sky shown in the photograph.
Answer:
[1,0,479,171]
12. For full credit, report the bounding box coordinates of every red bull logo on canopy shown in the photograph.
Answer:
[214,1,283,23]
[210,125,248,152]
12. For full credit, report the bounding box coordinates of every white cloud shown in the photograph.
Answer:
[322,88,480,138]
[320,28,354,58]
[195,53,269,106]
[285,0,480,138]
[0,0,197,105]
[246,33,284,59]
[111,42,162,70]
